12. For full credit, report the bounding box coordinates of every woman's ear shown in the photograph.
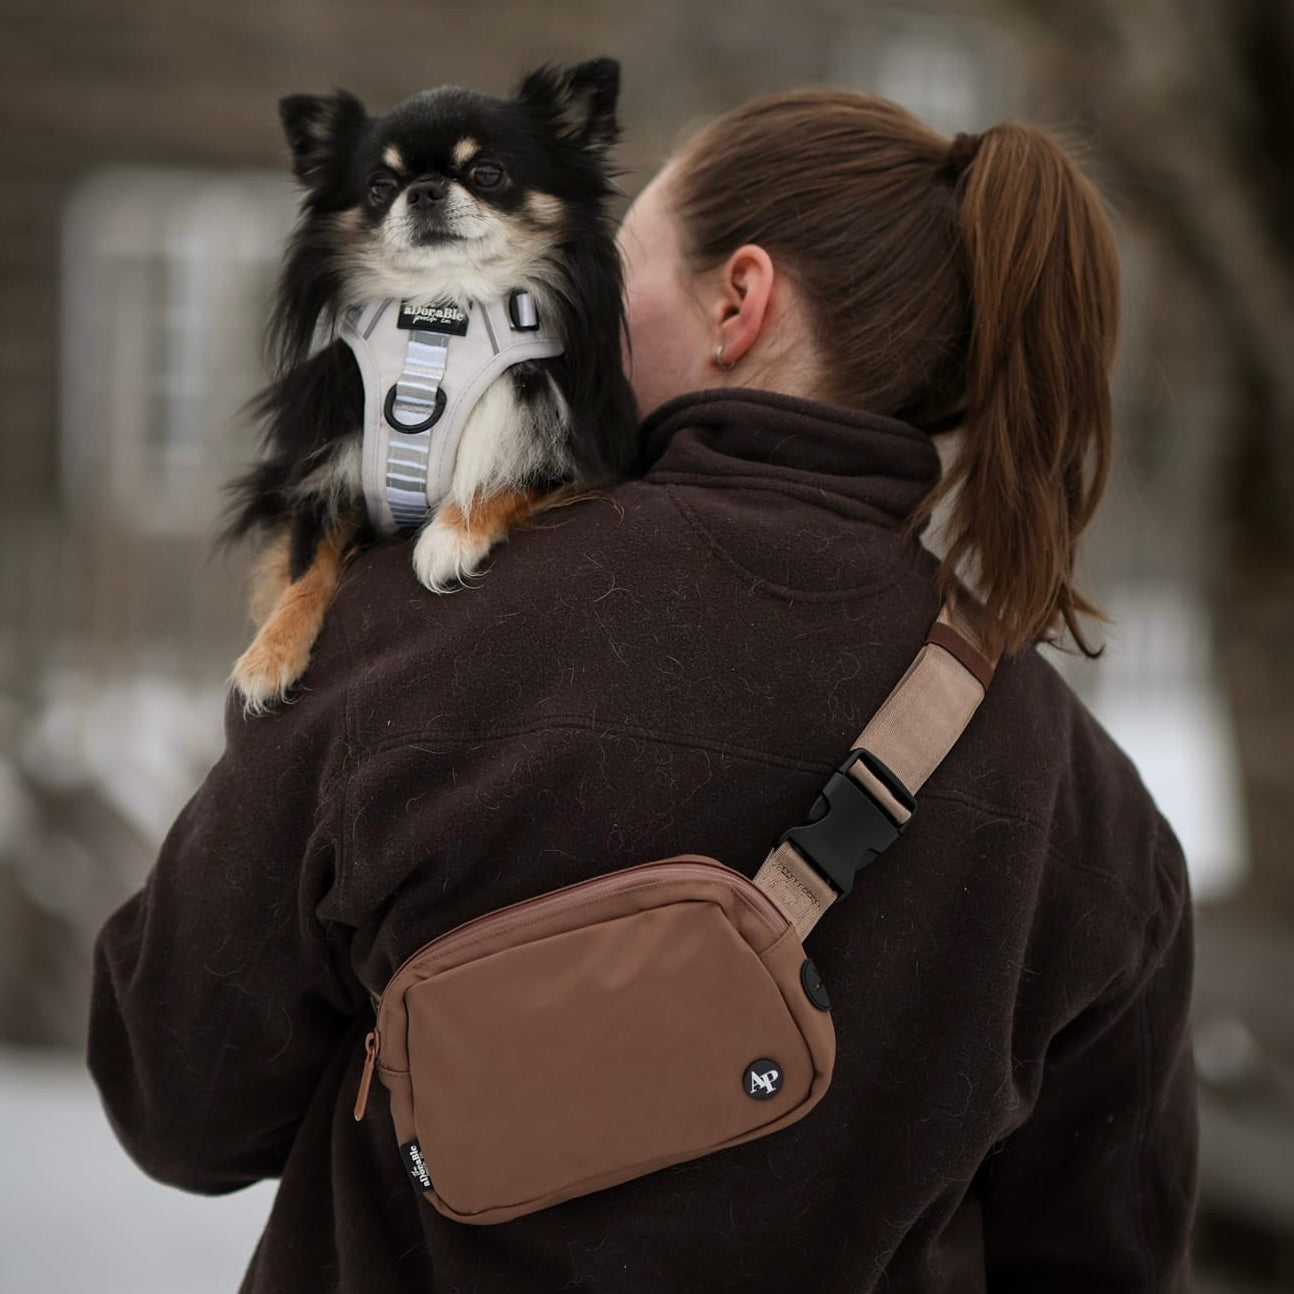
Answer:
[711,245,776,367]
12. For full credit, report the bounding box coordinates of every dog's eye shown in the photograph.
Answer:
[367,171,399,204]
[468,162,506,192]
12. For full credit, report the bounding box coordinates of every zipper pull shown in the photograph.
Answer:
[353,1029,379,1121]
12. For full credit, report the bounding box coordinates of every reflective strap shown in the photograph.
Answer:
[385,430,436,530]
[388,331,450,430]
[384,329,453,528]
[753,598,997,941]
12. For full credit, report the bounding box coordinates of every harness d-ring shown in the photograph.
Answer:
[384,384,447,433]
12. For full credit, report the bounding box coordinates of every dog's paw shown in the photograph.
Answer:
[412,512,492,593]
[229,636,310,716]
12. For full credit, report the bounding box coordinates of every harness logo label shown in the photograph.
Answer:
[398,298,470,336]
[400,1138,434,1192]
[743,1058,784,1101]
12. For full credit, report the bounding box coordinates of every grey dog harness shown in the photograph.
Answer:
[340,293,564,535]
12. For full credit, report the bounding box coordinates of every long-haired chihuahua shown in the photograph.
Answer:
[225,58,637,712]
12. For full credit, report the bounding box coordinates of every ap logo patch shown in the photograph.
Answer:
[743,1058,783,1101]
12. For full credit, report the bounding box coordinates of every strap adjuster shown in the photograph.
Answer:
[508,289,540,331]
[778,749,914,896]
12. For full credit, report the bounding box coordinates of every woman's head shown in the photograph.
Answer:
[617,91,1120,658]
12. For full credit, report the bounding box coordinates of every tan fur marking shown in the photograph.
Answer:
[382,144,405,172]
[526,484,616,521]
[246,528,293,627]
[231,529,351,714]
[524,192,564,227]
[439,487,547,550]
[330,208,366,249]
[452,138,481,168]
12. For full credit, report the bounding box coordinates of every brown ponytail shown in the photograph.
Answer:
[921,124,1119,657]
[670,96,1120,658]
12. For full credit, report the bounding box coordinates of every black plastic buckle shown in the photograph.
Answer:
[778,749,915,896]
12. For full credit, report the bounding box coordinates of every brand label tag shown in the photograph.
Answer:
[398,299,470,336]
[743,1058,784,1100]
[400,1138,434,1193]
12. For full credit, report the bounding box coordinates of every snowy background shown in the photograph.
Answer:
[0,1045,274,1294]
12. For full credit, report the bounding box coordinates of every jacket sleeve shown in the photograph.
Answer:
[87,688,364,1194]
[977,814,1198,1292]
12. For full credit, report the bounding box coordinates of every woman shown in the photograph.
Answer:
[89,91,1196,1292]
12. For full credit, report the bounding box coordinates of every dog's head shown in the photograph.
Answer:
[273,59,621,360]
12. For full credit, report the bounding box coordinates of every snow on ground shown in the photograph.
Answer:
[1046,581,1250,903]
[0,1044,274,1294]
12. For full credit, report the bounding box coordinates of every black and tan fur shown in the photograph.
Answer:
[225,59,638,712]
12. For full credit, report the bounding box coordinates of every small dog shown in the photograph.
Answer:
[225,58,637,712]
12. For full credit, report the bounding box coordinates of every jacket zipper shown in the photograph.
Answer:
[352,858,789,1120]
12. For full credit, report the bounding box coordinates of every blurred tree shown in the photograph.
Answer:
[1010,0,1294,918]
[1012,0,1294,550]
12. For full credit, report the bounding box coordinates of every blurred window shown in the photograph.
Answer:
[60,170,294,534]
[875,35,981,130]
[830,10,1020,134]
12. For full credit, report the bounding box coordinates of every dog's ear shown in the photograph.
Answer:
[515,59,621,155]
[278,91,368,185]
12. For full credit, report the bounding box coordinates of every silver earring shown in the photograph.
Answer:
[714,344,735,371]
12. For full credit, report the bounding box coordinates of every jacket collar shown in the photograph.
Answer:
[639,387,943,529]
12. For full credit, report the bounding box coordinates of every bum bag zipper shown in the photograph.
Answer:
[354,1029,379,1121]
[352,858,790,1121]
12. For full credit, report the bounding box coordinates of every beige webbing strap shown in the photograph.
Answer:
[753,600,997,941]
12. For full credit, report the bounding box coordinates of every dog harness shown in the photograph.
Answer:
[339,293,564,534]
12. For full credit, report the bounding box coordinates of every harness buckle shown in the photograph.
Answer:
[778,749,914,895]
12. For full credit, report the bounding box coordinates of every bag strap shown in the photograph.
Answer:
[753,598,998,940]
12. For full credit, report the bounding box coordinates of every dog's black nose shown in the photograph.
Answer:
[407,178,448,207]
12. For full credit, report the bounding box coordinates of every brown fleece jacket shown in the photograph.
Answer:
[89,388,1197,1293]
